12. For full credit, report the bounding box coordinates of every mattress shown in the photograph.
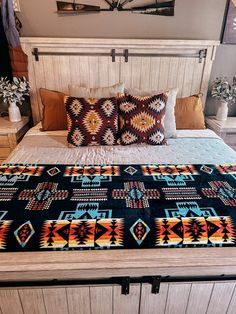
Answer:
[5,123,236,164]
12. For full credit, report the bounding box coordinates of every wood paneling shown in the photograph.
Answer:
[90,286,113,314]
[140,283,169,314]
[98,56,110,87]
[186,283,214,314]
[120,57,132,88]
[0,282,236,314]
[113,284,140,314]
[43,288,69,314]
[19,289,46,314]
[0,290,23,314]
[20,38,219,124]
[165,283,191,314]
[227,285,236,314]
[206,282,235,314]
[167,57,179,90]
[108,56,120,86]
[67,287,91,314]
[88,56,99,88]
[140,57,151,90]
[158,57,171,91]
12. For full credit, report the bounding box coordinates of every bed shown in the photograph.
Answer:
[1,38,236,314]
[6,123,236,165]
[5,123,235,165]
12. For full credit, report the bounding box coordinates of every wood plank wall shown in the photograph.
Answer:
[0,281,236,314]
[20,38,219,124]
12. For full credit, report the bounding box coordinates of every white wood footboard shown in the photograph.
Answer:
[1,248,236,313]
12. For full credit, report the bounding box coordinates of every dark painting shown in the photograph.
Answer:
[57,0,175,16]
[222,0,236,44]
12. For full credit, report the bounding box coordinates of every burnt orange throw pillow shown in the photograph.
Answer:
[175,95,205,129]
[40,88,67,131]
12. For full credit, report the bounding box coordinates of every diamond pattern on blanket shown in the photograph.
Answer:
[0,163,235,252]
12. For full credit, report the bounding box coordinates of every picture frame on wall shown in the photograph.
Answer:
[221,0,236,44]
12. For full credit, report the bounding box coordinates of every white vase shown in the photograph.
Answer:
[216,101,228,121]
[8,102,22,122]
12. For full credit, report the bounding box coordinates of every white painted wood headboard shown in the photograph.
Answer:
[21,38,219,125]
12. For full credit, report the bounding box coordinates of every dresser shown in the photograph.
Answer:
[0,116,30,163]
[205,116,236,151]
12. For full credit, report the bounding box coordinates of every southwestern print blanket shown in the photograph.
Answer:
[0,163,236,252]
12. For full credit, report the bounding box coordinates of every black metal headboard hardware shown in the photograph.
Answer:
[1,274,236,296]
[32,47,207,63]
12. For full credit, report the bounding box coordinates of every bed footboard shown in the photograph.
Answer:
[0,278,236,314]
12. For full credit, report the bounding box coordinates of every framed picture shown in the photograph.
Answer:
[222,0,236,44]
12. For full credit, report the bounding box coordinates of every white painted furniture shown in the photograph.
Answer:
[1,281,236,314]
[0,116,29,163]
[20,37,219,124]
[206,116,236,151]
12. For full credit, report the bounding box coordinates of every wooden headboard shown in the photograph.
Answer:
[21,37,219,125]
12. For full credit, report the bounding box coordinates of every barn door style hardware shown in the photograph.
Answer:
[32,47,207,63]
[2,274,236,296]
[32,47,118,62]
[56,0,175,16]
[121,49,207,63]
[0,275,160,295]
[121,277,130,295]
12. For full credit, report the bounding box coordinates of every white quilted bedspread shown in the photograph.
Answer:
[5,123,236,165]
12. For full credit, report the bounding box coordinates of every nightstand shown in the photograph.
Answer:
[205,116,236,151]
[0,116,30,163]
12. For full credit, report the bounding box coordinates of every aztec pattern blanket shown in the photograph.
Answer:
[0,163,235,252]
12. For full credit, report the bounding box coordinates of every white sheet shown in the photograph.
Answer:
[25,123,222,139]
[5,123,236,165]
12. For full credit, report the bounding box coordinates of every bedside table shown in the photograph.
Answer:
[205,116,236,151]
[0,116,30,163]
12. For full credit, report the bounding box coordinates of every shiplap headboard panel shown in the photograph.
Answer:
[21,38,219,124]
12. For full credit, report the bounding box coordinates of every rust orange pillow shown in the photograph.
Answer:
[40,88,67,131]
[175,95,205,129]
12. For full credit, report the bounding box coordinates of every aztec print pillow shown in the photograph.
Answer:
[125,87,178,138]
[118,93,168,145]
[65,96,119,147]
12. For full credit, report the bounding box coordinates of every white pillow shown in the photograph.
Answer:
[69,83,125,98]
[125,87,178,138]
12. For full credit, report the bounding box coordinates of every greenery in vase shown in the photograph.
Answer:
[0,77,30,105]
[211,76,236,103]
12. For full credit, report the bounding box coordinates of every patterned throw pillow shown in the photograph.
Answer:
[65,96,119,147]
[125,88,178,138]
[119,94,168,145]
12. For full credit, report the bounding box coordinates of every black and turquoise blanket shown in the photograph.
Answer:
[0,163,236,252]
